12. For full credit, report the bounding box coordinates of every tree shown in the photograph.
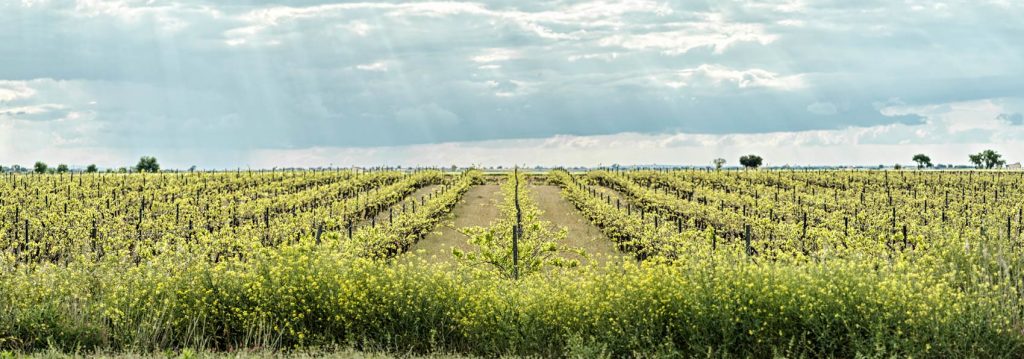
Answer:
[56,164,69,173]
[86,164,98,173]
[135,156,160,173]
[968,154,982,168]
[969,149,1005,169]
[712,158,726,170]
[34,161,48,174]
[912,154,933,169]
[739,155,763,169]
[453,171,575,279]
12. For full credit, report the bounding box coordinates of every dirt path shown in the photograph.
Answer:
[406,184,502,263]
[529,185,623,265]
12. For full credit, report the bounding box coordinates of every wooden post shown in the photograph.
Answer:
[801,212,807,238]
[891,207,896,234]
[513,167,521,280]
[744,224,752,256]
[315,223,323,245]
[844,217,848,237]
[1008,216,1013,242]
[902,224,908,248]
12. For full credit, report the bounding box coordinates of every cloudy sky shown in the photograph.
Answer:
[2,0,1023,169]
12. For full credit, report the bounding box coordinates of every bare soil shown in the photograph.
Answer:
[528,184,623,265]
[405,184,502,263]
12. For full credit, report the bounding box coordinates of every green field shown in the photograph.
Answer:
[1,169,1023,357]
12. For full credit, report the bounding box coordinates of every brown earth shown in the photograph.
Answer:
[529,184,623,265]
[405,184,502,263]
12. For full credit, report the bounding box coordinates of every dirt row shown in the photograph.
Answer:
[529,185,622,264]
[405,183,623,265]
[408,184,503,263]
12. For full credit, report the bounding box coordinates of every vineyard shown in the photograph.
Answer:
[1,168,1023,357]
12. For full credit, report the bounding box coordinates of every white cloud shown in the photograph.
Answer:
[355,61,389,72]
[777,19,805,27]
[880,99,1009,134]
[656,65,805,90]
[568,52,619,62]
[472,48,520,63]
[0,104,69,121]
[0,80,35,101]
[598,15,777,55]
[343,21,372,36]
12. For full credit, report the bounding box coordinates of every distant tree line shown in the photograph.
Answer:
[968,150,1005,169]
[907,149,1010,170]
[1,156,162,174]
[1,151,1019,173]
[702,149,1016,170]
[711,155,765,170]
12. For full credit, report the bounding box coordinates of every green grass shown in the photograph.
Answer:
[1,347,475,359]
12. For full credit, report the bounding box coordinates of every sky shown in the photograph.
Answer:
[1,0,1023,169]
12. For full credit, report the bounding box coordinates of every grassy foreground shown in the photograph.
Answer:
[1,348,472,359]
[2,242,1022,358]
